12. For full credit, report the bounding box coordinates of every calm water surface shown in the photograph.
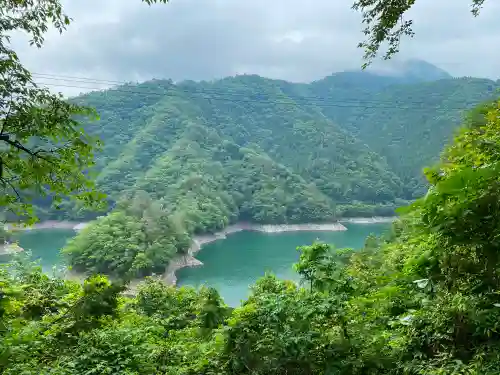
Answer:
[178,223,390,306]
[6,223,390,306]
[10,229,76,272]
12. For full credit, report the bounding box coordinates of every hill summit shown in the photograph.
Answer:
[366,58,453,82]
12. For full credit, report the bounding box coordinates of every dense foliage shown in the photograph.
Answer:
[309,75,500,197]
[0,0,107,224]
[2,100,500,373]
[35,65,499,222]
[2,0,498,372]
[48,64,498,276]
[63,191,191,278]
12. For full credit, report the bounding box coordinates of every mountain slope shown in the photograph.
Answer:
[307,76,500,196]
[182,75,404,204]
[55,76,406,222]
[37,64,499,222]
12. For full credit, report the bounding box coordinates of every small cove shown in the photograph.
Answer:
[8,229,77,273]
[177,222,390,306]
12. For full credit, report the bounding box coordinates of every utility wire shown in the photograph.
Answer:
[31,71,498,104]
[29,73,496,111]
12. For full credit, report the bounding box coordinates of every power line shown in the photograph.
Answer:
[32,72,127,85]
[30,74,496,111]
[31,71,498,104]
[32,71,496,102]
[31,81,457,110]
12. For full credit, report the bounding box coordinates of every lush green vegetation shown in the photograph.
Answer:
[0,0,104,225]
[36,67,499,221]
[3,1,500,373]
[62,191,191,278]
[41,66,494,276]
[309,76,500,197]
[2,99,500,374]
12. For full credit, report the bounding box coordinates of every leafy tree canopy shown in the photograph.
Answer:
[0,0,170,225]
[353,0,487,66]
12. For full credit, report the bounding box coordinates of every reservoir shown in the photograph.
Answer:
[177,222,390,306]
[10,222,390,306]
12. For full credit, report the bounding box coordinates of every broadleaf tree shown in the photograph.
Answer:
[0,0,169,225]
[352,0,487,67]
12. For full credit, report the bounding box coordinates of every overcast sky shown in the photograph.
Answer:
[12,0,500,95]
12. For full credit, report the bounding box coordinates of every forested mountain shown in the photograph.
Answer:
[308,76,500,196]
[41,63,499,277]
[48,63,498,219]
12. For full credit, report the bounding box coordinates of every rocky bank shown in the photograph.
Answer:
[0,243,23,256]
[161,222,348,286]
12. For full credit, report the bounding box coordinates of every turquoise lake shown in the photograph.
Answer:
[9,223,390,306]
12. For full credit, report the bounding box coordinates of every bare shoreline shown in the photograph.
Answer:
[4,217,395,290]
[188,222,347,255]
[163,222,348,285]
[4,216,396,232]
[339,216,397,224]
[0,243,23,256]
[4,221,89,232]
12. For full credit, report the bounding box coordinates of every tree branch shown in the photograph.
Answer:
[0,133,54,163]
[1,175,22,202]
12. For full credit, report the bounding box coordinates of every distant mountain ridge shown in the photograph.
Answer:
[366,59,453,82]
[316,59,453,92]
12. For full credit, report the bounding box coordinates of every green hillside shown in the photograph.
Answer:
[64,70,498,210]
[38,65,498,277]
[308,76,500,197]
[43,75,419,222]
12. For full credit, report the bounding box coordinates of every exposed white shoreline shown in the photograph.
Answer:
[0,243,24,256]
[162,222,348,285]
[340,216,397,224]
[188,222,347,255]
[5,217,395,232]
[4,218,394,291]
[4,221,89,232]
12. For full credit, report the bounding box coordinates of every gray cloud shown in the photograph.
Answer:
[12,0,500,95]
